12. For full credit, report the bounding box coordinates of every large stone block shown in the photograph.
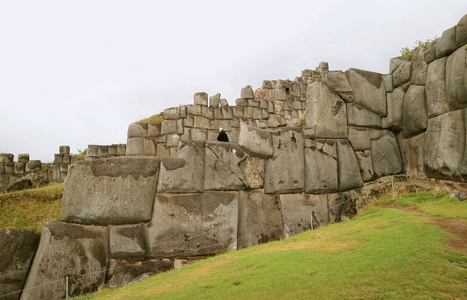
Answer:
[164,107,180,120]
[355,150,375,182]
[193,116,210,129]
[392,62,412,88]
[371,130,403,177]
[0,174,9,188]
[148,124,162,139]
[25,160,41,173]
[336,139,363,191]
[304,139,338,194]
[161,120,178,135]
[128,122,148,138]
[238,124,274,158]
[347,103,382,128]
[238,155,265,189]
[411,46,428,85]
[279,193,329,238]
[157,141,205,193]
[194,92,208,106]
[62,157,161,225]
[237,190,283,249]
[21,221,108,300]
[264,128,304,194]
[426,57,449,117]
[146,192,238,257]
[59,145,70,155]
[437,26,458,58]
[0,229,40,300]
[126,137,145,155]
[457,14,467,47]
[402,85,428,138]
[204,142,247,191]
[109,224,146,258]
[446,46,467,110]
[322,71,354,102]
[17,154,29,164]
[345,68,386,116]
[398,132,426,178]
[306,81,348,138]
[209,93,220,108]
[424,109,466,181]
[348,127,370,150]
[383,87,404,130]
[0,153,14,163]
[327,189,360,224]
[241,85,254,99]
[389,56,409,75]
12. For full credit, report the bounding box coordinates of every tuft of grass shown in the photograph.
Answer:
[0,184,64,233]
[138,114,164,123]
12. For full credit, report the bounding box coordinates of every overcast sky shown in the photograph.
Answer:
[1,0,466,162]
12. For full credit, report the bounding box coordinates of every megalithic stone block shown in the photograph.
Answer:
[109,224,146,258]
[436,26,457,58]
[59,145,70,155]
[238,124,274,158]
[18,154,29,164]
[446,46,467,110]
[0,153,14,163]
[392,62,413,88]
[25,160,41,173]
[397,132,426,178]
[327,189,360,224]
[336,139,363,191]
[209,93,221,108]
[355,150,375,182]
[163,107,180,120]
[241,85,254,99]
[383,87,405,130]
[402,85,428,138]
[304,139,338,194]
[347,103,382,128]
[194,92,208,106]
[128,122,148,138]
[348,127,371,150]
[371,130,404,178]
[62,156,161,225]
[426,57,449,118]
[457,14,467,47]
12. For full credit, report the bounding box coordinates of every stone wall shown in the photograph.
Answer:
[52,146,71,182]
[86,143,127,160]
[0,153,44,190]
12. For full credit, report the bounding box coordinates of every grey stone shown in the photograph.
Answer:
[194,92,208,106]
[117,144,126,156]
[347,103,382,128]
[59,145,70,155]
[348,127,370,150]
[179,104,187,118]
[371,130,403,177]
[21,221,108,300]
[184,115,194,127]
[244,106,253,118]
[437,26,458,58]
[25,160,41,173]
[236,98,249,107]
[238,124,274,158]
[204,142,247,191]
[402,85,428,138]
[166,134,180,148]
[108,145,117,156]
[0,174,9,188]
[161,120,178,135]
[109,224,146,258]
[336,139,363,191]
[424,109,466,181]
[106,259,172,289]
[304,139,338,193]
[238,155,265,189]
[156,144,170,157]
[193,116,210,129]
[322,71,354,102]
[97,145,108,157]
[0,229,39,300]
[241,85,254,99]
[237,190,283,249]
[265,128,304,194]
[157,141,205,193]
[327,189,360,224]
[248,99,260,107]
[392,62,412,88]
[270,88,287,101]
[382,74,393,93]
[5,163,13,174]
[222,107,234,119]
[345,68,386,116]
[220,98,229,107]
[260,100,268,109]
[397,132,426,178]
[426,57,449,117]
[253,108,262,119]
[0,153,14,163]
[191,128,207,141]
[383,87,405,130]
[411,46,428,85]
[457,14,467,47]
[389,56,409,75]
[209,93,221,108]
[201,106,214,119]
[177,119,184,135]
[164,107,180,120]
[355,150,375,182]
[279,193,329,238]
[17,154,29,164]
[446,46,467,110]
[186,104,202,116]
[126,137,145,155]
[306,81,348,138]
[14,163,25,175]
[213,108,223,119]
[424,39,439,64]
[0,163,4,174]
[128,122,147,138]
[146,192,238,257]
[268,101,275,113]
[87,145,98,157]
[233,106,244,118]
[62,157,161,225]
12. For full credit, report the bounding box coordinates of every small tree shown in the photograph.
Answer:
[400,38,436,60]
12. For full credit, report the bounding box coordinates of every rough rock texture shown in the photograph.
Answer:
[126,137,145,155]
[345,68,386,116]
[0,229,40,300]
[371,130,403,177]
[21,221,108,300]
[147,192,238,257]
[411,46,428,85]
[336,139,363,191]
[62,157,160,225]
[238,124,274,158]
[402,85,428,138]
[392,62,413,88]
[348,127,370,150]
[157,141,205,193]
[194,92,208,106]
[426,57,449,117]
[355,150,375,182]
[127,123,147,138]
[437,27,458,58]
[238,155,265,189]
[328,189,360,223]
[389,56,409,75]
[109,224,146,258]
[424,108,466,181]
[306,81,348,138]
[204,142,247,190]
[446,46,467,110]
[105,259,172,289]
[237,190,283,249]
[347,103,382,128]
[304,139,338,193]
[322,71,354,102]
[383,87,405,130]
[398,132,426,178]
[457,14,467,47]
[265,128,304,194]
[280,193,328,238]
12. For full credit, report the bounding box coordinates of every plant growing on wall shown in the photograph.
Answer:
[400,37,437,60]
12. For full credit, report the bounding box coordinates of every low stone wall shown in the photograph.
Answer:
[85,144,126,160]
[0,153,43,190]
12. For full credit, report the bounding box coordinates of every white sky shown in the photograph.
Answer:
[1,0,466,162]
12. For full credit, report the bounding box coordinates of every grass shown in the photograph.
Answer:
[138,114,164,123]
[0,184,64,233]
[74,190,467,300]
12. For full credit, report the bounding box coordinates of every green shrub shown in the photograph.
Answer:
[138,114,164,123]
[400,38,436,60]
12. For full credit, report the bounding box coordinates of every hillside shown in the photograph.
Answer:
[73,188,467,300]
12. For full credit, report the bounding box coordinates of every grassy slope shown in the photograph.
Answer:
[75,191,467,300]
[0,184,64,233]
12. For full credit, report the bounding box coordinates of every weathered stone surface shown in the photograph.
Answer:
[398,132,426,178]
[166,134,180,148]
[241,85,254,99]
[193,116,210,129]
[383,74,393,93]
[389,56,409,75]
[14,163,24,175]
[383,87,405,130]
[424,109,466,181]
[201,106,214,119]
[194,92,208,106]
[0,229,39,300]
[236,98,248,107]
[248,99,260,107]
[62,157,160,225]
[238,124,274,158]
[161,120,178,135]
[371,130,403,177]
[179,104,187,118]
[25,160,41,173]
[336,139,363,191]
[59,145,70,154]
[237,190,283,249]
[304,139,338,193]
[446,46,467,110]
[424,39,439,64]
[191,128,207,141]
[426,57,449,117]
[128,122,147,138]
[186,104,202,116]
[392,62,412,88]
[109,224,146,258]
[265,128,304,194]
[106,259,172,289]
[164,107,180,120]
[270,88,287,101]
[306,81,348,138]
[147,192,238,257]
[0,153,14,163]
[437,26,458,58]
[17,154,29,164]
[220,98,229,107]
[411,46,428,85]
[209,93,220,108]
[157,141,205,193]
[21,221,108,300]
[347,103,382,128]
[402,85,428,138]
[279,193,329,238]
[126,137,144,155]
[345,68,386,116]
[322,71,354,102]
[238,155,265,189]
[355,150,375,182]
[348,127,370,150]
[457,14,467,47]
[327,189,359,223]
[204,142,247,191]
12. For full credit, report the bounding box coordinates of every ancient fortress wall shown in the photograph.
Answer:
[1,14,466,300]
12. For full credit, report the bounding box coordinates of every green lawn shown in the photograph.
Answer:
[75,190,467,300]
